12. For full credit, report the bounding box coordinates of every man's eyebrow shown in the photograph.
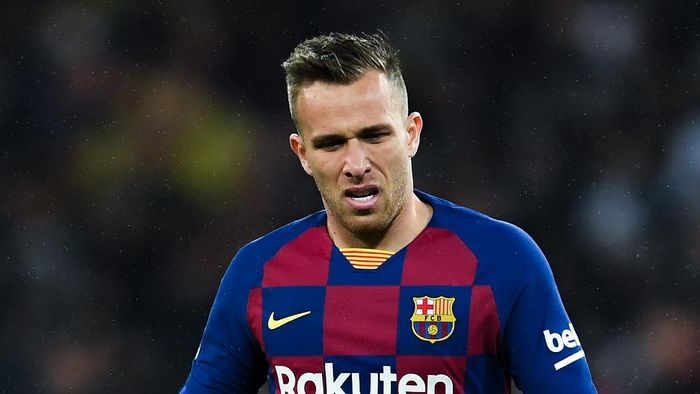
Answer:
[310,133,345,148]
[311,123,391,148]
[310,124,393,148]
[357,124,393,136]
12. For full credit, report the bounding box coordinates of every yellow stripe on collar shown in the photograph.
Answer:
[339,247,395,270]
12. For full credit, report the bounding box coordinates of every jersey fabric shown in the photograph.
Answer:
[181,191,597,393]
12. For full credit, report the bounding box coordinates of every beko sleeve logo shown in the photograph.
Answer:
[542,323,586,370]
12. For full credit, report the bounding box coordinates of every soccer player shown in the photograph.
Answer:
[181,32,597,393]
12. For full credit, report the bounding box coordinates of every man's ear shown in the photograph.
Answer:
[405,112,423,158]
[289,133,313,176]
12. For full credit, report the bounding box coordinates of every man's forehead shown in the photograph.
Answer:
[297,71,392,103]
[293,71,406,139]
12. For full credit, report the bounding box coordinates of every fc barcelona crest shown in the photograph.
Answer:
[410,296,456,343]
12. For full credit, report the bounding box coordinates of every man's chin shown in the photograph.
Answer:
[350,208,375,216]
[341,215,389,236]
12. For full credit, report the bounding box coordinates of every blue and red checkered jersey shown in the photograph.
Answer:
[181,191,597,393]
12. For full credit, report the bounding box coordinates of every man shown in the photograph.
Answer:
[181,32,596,393]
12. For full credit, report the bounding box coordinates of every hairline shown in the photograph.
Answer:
[288,70,409,135]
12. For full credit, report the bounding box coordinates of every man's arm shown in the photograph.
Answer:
[500,225,597,393]
[180,246,267,393]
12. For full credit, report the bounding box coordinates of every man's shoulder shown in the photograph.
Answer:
[421,190,522,235]
[422,191,553,287]
[234,210,327,262]
[421,190,539,256]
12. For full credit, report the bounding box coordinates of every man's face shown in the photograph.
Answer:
[290,71,422,238]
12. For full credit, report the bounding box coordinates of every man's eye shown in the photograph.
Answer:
[364,133,387,142]
[318,141,343,151]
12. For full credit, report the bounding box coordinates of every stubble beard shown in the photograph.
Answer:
[316,165,410,239]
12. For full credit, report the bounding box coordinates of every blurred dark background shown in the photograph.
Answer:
[1,1,698,393]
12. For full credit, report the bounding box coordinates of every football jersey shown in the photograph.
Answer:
[181,191,597,393]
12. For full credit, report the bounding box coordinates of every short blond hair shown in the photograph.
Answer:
[282,32,408,129]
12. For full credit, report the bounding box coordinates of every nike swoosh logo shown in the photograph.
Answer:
[267,311,311,330]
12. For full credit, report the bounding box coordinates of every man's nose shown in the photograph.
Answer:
[343,139,371,178]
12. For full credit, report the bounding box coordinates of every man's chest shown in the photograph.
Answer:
[256,284,479,356]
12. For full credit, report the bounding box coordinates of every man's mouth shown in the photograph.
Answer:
[346,189,378,201]
[344,187,379,209]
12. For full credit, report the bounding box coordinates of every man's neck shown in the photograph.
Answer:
[327,193,433,252]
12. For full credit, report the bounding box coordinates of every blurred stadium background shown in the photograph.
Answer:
[1,1,698,393]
